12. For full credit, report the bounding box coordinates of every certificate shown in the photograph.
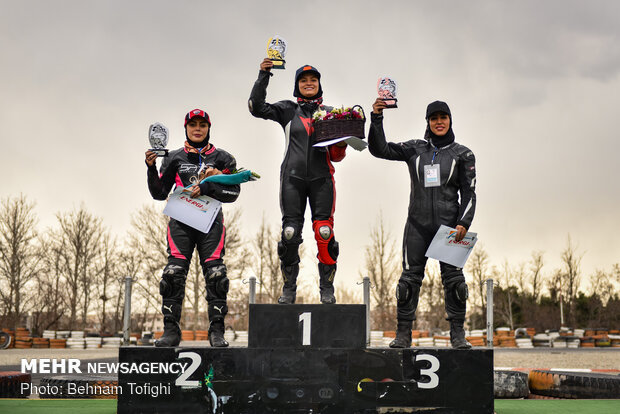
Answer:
[425,225,478,268]
[163,188,221,233]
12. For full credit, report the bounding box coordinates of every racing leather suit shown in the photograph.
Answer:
[368,112,476,322]
[248,70,346,300]
[147,145,240,331]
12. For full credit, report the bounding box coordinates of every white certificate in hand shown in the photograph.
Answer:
[163,188,222,233]
[425,225,478,268]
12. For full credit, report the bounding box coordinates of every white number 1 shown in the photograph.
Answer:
[299,312,311,346]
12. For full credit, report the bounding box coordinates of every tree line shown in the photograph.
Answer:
[1,194,618,335]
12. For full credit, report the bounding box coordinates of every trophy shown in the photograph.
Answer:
[267,35,287,69]
[377,77,398,108]
[148,122,169,156]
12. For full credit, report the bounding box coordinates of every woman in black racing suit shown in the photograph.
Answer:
[248,59,347,305]
[368,98,477,349]
[145,109,240,348]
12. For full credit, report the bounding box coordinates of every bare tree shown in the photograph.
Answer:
[361,214,400,330]
[466,244,490,313]
[48,205,103,329]
[222,208,251,329]
[0,194,41,330]
[528,251,545,302]
[128,204,169,329]
[418,261,448,331]
[495,261,515,330]
[558,235,583,326]
[96,233,119,334]
[252,216,281,303]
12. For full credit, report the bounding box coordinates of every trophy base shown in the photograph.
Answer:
[150,148,169,156]
[271,59,286,69]
[382,98,398,108]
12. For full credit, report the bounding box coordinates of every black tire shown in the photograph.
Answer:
[494,369,529,398]
[0,332,11,349]
[529,369,620,399]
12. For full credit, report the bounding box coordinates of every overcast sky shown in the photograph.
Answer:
[1,0,619,294]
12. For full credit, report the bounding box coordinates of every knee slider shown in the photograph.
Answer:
[278,225,301,266]
[313,220,337,265]
[205,264,229,300]
[160,264,186,301]
[396,281,411,306]
[454,281,469,304]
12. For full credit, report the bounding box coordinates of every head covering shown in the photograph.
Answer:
[424,100,455,148]
[184,108,211,147]
[184,108,211,127]
[293,65,323,99]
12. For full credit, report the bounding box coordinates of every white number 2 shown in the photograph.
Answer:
[176,351,201,387]
[415,354,440,389]
[299,312,311,346]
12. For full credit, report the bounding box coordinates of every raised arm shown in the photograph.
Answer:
[368,98,411,161]
[248,59,291,126]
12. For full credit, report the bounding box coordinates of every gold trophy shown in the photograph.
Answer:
[267,35,287,69]
[377,77,398,108]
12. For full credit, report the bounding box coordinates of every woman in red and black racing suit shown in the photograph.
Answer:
[145,109,240,347]
[249,59,347,305]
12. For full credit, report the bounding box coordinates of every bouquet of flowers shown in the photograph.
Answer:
[312,106,365,122]
[312,105,366,143]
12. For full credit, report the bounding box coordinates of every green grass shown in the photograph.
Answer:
[1,399,619,413]
[0,399,116,413]
[495,399,620,414]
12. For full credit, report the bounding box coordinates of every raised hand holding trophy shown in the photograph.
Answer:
[148,122,169,156]
[377,77,398,108]
[267,35,287,69]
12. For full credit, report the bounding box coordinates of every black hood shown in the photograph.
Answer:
[293,65,323,99]
[424,100,455,148]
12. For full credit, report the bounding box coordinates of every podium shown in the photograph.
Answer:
[118,304,493,413]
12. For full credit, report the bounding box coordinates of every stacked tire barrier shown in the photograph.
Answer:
[495,369,620,399]
[0,372,31,398]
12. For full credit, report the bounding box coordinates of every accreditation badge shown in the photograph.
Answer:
[424,164,440,187]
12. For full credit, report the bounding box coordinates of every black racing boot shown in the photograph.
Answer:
[389,321,412,348]
[318,263,336,304]
[154,316,181,347]
[450,319,472,349]
[278,264,299,304]
[208,321,229,348]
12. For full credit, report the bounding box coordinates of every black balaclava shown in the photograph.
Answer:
[424,100,455,148]
[184,108,211,148]
[293,65,323,100]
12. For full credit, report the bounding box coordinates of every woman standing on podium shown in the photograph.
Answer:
[145,109,240,348]
[248,59,347,305]
[368,99,477,349]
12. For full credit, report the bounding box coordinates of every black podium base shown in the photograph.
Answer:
[117,346,493,413]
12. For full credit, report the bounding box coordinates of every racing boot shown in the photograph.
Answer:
[154,315,181,347]
[278,264,299,304]
[389,321,412,348]
[450,319,472,349]
[318,263,336,304]
[208,320,229,348]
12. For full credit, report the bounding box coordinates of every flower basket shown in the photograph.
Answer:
[313,105,366,144]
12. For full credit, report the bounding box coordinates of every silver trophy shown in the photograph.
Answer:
[148,122,169,156]
[267,35,287,69]
[377,77,398,108]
